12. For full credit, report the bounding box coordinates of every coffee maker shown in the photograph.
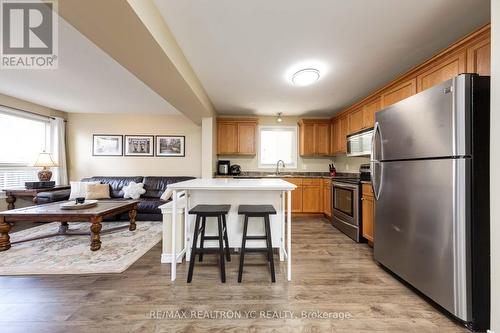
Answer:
[217,160,231,175]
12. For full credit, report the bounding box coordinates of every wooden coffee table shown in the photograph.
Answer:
[0,200,138,252]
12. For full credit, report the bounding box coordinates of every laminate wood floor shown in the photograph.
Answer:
[0,216,468,333]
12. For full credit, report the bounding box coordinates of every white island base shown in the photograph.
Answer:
[167,178,296,282]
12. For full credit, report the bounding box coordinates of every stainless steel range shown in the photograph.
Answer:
[331,164,370,242]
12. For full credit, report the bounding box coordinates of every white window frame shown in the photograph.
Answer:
[0,106,51,191]
[257,125,298,169]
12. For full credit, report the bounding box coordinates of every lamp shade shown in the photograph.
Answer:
[33,152,57,167]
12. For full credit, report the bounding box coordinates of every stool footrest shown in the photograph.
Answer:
[193,248,224,254]
[200,236,221,240]
[243,248,270,253]
[245,236,268,240]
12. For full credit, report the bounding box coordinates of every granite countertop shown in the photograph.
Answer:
[361,180,372,184]
[214,171,359,179]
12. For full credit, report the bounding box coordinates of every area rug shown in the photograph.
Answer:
[0,221,162,275]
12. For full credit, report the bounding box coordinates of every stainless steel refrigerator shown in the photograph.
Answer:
[371,74,490,331]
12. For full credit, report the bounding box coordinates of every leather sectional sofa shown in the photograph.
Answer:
[36,176,195,221]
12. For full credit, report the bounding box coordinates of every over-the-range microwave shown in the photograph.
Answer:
[346,128,373,157]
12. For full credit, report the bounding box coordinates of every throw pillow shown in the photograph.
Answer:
[85,183,111,200]
[160,187,173,201]
[69,181,99,200]
[122,181,146,200]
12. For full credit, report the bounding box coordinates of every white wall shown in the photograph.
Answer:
[66,113,201,180]
[332,155,370,173]
[490,1,499,331]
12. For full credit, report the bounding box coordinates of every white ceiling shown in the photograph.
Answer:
[155,0,490,116]
[0,16,179,114]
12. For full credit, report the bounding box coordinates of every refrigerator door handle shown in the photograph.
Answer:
[371,121,383,200]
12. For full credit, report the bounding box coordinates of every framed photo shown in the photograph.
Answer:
[156,136,185,157]
[93,135,123,156]
[124,135,154,156]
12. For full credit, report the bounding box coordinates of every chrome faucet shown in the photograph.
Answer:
[276,160,286,175]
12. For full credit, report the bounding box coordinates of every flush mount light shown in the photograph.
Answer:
[276,112,283,123]
[291,68,320,86]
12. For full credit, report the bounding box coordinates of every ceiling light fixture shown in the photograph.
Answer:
[276,112,283,123]
[291,68,320,86]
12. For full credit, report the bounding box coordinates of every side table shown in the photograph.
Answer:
[3,185,70,210]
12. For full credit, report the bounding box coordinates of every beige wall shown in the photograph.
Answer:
[66,113,201,180]
[219,115,368,173]
[332,155,370,173]
[490,0,499,330]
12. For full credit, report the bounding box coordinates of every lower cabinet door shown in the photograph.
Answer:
[302,185,321,213]
[362,195,374,243]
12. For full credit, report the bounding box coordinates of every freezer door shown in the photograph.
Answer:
[375,75,471,160]
[374,158,471,320]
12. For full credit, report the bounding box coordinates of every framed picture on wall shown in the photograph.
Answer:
[156,136,185,157]
[124,135,154,156]
[93,135,123,156]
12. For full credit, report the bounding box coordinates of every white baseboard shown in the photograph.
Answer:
[161,253,184,263]
[487,330,495,333]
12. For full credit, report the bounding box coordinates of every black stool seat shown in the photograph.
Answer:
[189,204,231,215]
[238,204,276,283]
[238,205,277,216]
[187,204,231,283]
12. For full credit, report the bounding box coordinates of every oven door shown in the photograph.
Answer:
[332,181,359,226]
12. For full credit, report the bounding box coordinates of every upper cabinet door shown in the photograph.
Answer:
[315,123,330,156]
[217,122,238,154]
[299,122,316,156]
[363,97,381,128]
[340,116,348,153]
[467,35,491,75]
[381,78,417,108]
[237,122,256,155]
[416,50,466,92]
[348,108,364,134]
[331,119,340,154]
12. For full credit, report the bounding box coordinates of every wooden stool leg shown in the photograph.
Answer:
[222,214,231,261]
[199,216,206,262]
[217,215,226,283]
[187,215,201,283]
[265,215,276,283]
[238,215,249,283]
[0,217,12,251]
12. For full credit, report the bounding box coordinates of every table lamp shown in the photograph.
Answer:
[33,152,57,181]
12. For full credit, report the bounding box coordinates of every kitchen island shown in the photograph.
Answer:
[167,178,296,281]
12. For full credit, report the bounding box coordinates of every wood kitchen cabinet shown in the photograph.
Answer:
[361,183,374,245]
[298,119,331,156]
[331,115,348,155]
[335,24,489,141]
[466,33,491,75]
[381,78,417,108]
[284,177,328,214]
[217,118,257,155]
[284,178,303,213]
[301,178,322,213]
[416,50,466,92]
[322,179,332,217]
[363,97,381,128]
[348,107,364,134]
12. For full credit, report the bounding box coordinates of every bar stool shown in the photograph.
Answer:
[187,204,231,283]
[237,204,276,283]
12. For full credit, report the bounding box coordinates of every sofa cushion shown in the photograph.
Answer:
[142,176,195,198]
[81,177,143,198]
[136,197,165,214]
